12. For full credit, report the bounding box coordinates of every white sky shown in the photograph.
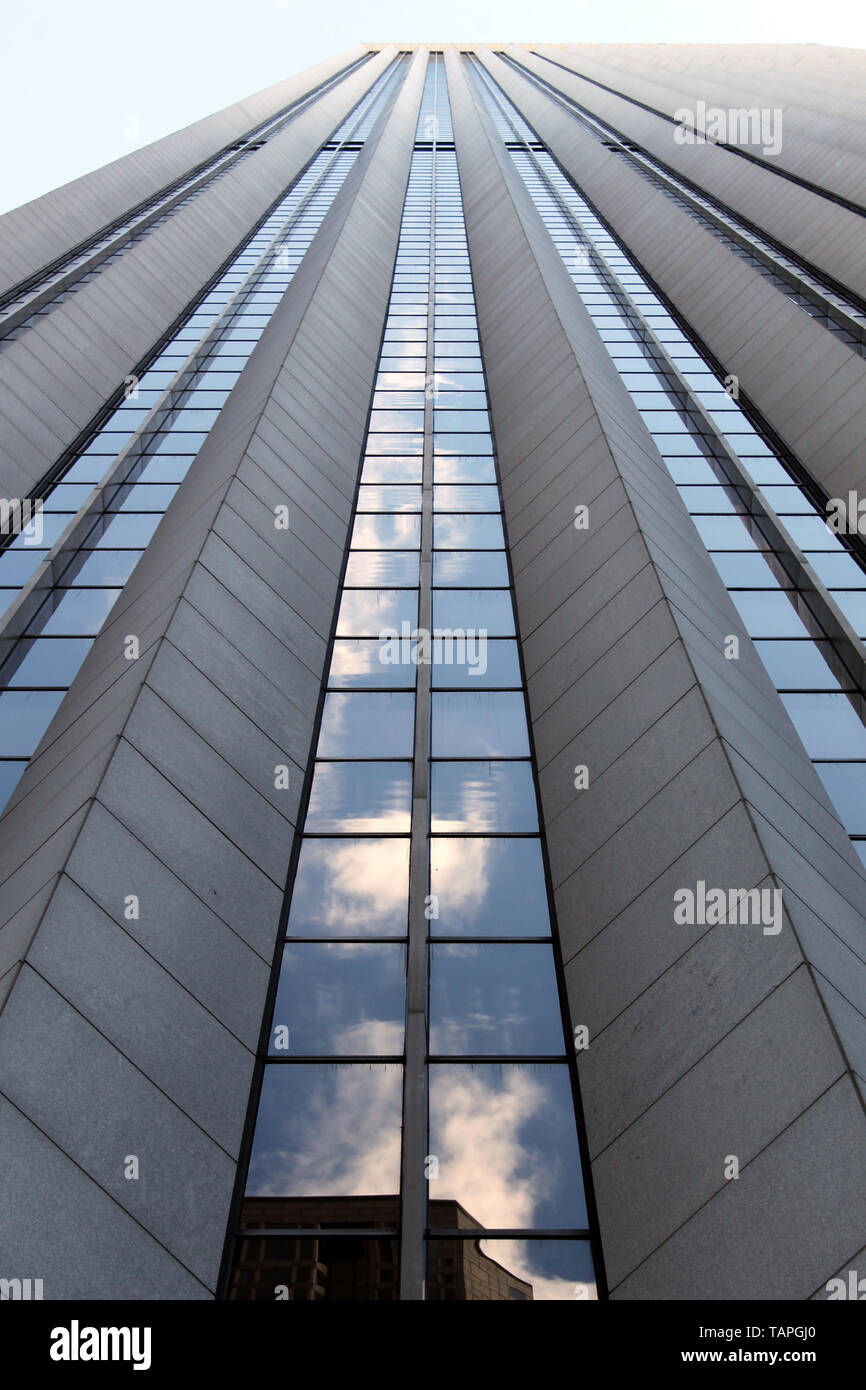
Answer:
[1,0,864,216]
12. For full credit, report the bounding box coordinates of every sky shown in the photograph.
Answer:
[1,0,864,216]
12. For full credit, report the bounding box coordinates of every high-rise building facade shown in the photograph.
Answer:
[0,42,865,1303]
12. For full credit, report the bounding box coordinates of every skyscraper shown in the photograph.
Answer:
[0,42,865,1303]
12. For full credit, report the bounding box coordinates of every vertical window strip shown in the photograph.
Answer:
[225,52,600,1302]
[468,57,866,867]
[0,52,378,336]
[0,59,407,814]
[498,53,866,355]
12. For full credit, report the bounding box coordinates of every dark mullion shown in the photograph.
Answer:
[428,1228,592,1239]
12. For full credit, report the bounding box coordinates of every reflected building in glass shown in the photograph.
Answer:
[1,42,865,1303]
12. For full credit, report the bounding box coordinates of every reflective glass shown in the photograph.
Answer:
[709,553,785,587]
[429,944,564,1054]
[692,515,759,549]
[728,590,810,638]
[230,1235,400,1300]
[433,590,515,636]
[431,639,521,689]
[431,761,538,832]
[361,458,423,484]
[33,588,122,637]
[433,486,500,512]
[806,552,866,588]
[5,638,90,688]
[357,486,422,513]
[0,689,65,755]
[337,590,418,637]
[431,693,529,757]
[90,513,161,547]
[426,1238,595,1301]
[780,694,866,759]
[319,693,415,757]
[328,639,416,689]
[269,944,406,1055]
[814,764,866,834]
[433,552,509,587]
[343,552,420,587]
[780,516,845,551]
[428,1064,587,1228]
[286,837,409,938]
[351,515,421,549]
[752,640,842,690]
[832,591,866,635]
[0,550,48,586]
[433,457,496,484]
[306,762,412,833]
[434,516,504,550]
[246,1064,403,1196]
[0,760,27,805]
[435,434,493,456]
[429,837,550,937]
[62,550,142,586]
[364,434,423,457]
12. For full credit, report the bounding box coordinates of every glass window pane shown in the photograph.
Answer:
[246,1064,402,1196]
[432,693,529,757]
[319,693,415,757]
[328,639,416,689]
[709,553,782,588]
[752,640,842,690]
[805,552,866,589]
[0,689,65,756]
[357,486,422,513]
[692,515,758,550]
[269,944,406,1055]
[728,590,810,638]
[90,513,160,547]
[0,549,48,586]
[343,552,419,587]
[431,762,538,832]
[287,837,409,938]
[351,515,421,549]
[432,639,521,689]
[435,434,493,456]
[814,763,866,834]
[32,588,122,637]
[364,434,423,457]
[433,590,515,636]
[361,457,423,484]
[230,1233,400,1300]
[426,1238,595,1301]
[6,638,90,688]
[337,590,418,637]
[434,457,496,484]
[781,516,845,551]
[368,410,425,432]
[0,760,27,808]
[61,549,141,586]
[429,837,550,937]
[428,1063,587,1228]
[114,483,179,512]
[780,694,866,759]
[831,591,866,636]
[433,552,509,587]
[434,516,504,550]
[434,411,490,433]
[434,486,500,512]
[306,762,412,833]
[430,944,564,1054]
